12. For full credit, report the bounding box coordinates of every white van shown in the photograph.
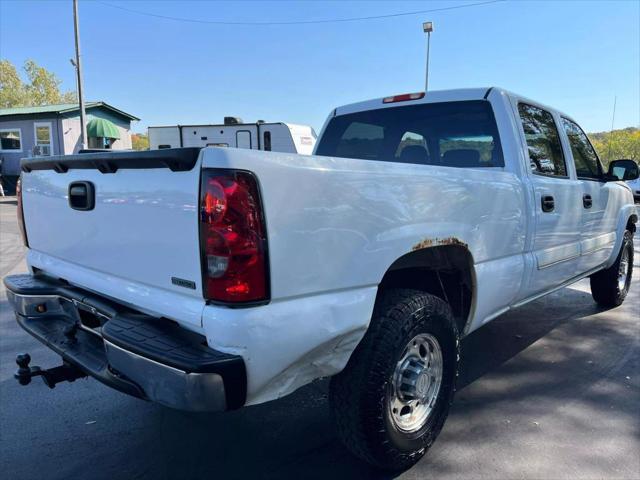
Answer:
[148,119,317,154]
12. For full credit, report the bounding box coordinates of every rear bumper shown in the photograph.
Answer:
[4,274,246,412]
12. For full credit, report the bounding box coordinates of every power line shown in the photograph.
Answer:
[98,0,506,26]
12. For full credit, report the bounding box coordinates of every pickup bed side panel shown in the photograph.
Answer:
[202,149,527,299]
[201,148,528,403]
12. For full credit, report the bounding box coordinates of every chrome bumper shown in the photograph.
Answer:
[103,340,226,411]
[4,274,246,412]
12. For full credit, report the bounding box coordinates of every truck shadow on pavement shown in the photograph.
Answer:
[121,282,638,480]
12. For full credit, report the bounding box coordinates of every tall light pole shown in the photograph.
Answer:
[73,0,87,150]
[422,21,434,92]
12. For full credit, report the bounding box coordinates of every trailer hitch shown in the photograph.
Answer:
[15,353,87,389]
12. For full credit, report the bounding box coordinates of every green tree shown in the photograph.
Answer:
[0,60,26,107]
[131,133,149,151]
[0,59,77,108]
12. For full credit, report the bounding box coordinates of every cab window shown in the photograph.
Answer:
[518,103,567,177]
[316,100,504,168]
[561,117,602,180]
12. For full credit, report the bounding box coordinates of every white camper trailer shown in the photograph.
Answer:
[148,119,317,154]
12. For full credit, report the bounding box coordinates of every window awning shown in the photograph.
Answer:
[87,117,120,139]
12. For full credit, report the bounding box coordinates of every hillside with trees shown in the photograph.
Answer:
[588,127,639,167]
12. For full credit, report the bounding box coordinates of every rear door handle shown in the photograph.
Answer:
[541,195,555,213]
[583,194,592,209]
[68,181,95,211]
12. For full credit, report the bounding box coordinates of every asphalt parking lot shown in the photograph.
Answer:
[0,197,638,480]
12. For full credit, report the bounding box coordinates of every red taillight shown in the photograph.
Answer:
[200,170,268,304]
[383,92,425,103]
[16,177,29,247]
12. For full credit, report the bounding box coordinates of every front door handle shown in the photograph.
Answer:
[583,194,592,209]
[541,195,555,213]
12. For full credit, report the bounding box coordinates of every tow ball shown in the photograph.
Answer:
[15,353,87,389]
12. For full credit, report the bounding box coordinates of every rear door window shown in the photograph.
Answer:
[315,100,504,168]
[518,103,567,177]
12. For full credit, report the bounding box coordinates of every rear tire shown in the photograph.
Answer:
[590,230,634,308]
[329,289,459,470]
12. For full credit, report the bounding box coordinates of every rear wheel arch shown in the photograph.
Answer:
[627,213,637,233]
[330,288,459,469]
[376,245,476,335]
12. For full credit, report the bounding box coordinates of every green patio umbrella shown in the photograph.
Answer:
[87,118,120,139]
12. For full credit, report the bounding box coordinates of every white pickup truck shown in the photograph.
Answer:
[5,87,638,470]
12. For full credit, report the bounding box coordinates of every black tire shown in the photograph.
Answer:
[590,230,634,308]
[329,289,459,470]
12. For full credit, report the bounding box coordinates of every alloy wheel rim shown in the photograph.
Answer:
[387,333,443,433]
[618,247,630,292]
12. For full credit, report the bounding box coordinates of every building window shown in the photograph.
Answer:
[0,129,22,151]
[34,122,53,156]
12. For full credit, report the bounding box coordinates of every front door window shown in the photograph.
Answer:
[561,117,603,180]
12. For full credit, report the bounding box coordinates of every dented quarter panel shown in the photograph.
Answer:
[202,285,378,405]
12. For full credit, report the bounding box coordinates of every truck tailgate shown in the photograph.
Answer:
[20,149,205,328]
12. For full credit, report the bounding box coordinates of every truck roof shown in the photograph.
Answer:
[334,87,574,121]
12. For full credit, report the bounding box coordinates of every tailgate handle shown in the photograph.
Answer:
[68,181,95,211]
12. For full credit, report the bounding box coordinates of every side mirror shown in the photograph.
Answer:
[607,159,639,181]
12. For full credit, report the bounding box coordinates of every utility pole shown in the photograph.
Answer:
[73,0,87,150]
[422,21,434,92]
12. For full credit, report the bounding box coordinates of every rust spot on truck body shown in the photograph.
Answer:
[412,237,468,251]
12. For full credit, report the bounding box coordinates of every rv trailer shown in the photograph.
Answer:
[148,118,316,154]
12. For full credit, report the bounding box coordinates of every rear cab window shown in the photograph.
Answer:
[315,100,504,168]
[561,117,603,180]
[517,103,567,177]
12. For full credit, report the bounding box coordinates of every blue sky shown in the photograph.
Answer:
[1,1,638,134]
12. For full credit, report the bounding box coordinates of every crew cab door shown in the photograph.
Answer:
[560,117,616,271]
[516,102,583,295]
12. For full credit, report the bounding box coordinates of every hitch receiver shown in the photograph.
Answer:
[15,353,87,389]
